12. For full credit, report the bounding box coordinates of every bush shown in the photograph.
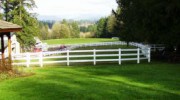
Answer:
[0,72,9,80]
[0,59,12,72]
[80,32,95,38]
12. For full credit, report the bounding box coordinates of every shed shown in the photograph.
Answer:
[0,20,22,61]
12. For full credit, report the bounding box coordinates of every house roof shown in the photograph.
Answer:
[0,20,22,33]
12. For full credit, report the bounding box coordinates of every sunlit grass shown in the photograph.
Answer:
[0,62,179,100]
[43,38,118,45]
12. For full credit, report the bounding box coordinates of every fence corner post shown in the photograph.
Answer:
[148,48,151,63]
[93,49,96,65]
[39,52,43,67]
[119,48,121,65]
[67,50,70,66]
[26,52,30,68]
[137,48,140,64]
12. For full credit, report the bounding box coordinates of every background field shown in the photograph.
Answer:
[0,62,179,100]
[43,38,119,45]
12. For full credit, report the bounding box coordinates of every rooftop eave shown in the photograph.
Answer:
[0,28,22,33]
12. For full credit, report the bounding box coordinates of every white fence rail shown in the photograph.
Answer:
[48,41,164,52]
[48,41,148,50]
[12,48,151,67]
[147,44,165,52]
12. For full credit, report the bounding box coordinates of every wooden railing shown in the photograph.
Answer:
[12,48,151,67]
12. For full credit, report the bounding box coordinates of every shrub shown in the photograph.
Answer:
[0,59,12,72]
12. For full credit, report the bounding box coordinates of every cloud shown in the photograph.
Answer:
[33,0,117,19]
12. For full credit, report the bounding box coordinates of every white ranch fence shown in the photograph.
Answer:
[148,44,165,52]
[48,41,148,50]
[48,41,164,52]
[12,48,151,67]
[48,41,150,58]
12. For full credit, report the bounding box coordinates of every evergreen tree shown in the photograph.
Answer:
[1,0,39,50]
[96,17,108,38]
[70,21,80,38]
[0,1,3,19]
[87,24,97,34]
[113,0,180,47]
[39,23,49,40]
[106,15,117,37]
[52,22,71,39]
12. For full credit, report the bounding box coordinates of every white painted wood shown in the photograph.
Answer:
[43,56,67,59]
[39,52,43,67]
[121,53,137,56]
[26,53,30,68]
[67,50,70,66]
[121,49,138,51]
[70,60,94,63]
[121,58,138,61]
[148,48,151,63]
[69,55,93,58]
[137,48,140,64]
[119,49,121,65]
[93,49,96,65]
[12,48,151,67]
[69,50,93,53]
[96,54,118,57]
[96,59,118,62]
[95,49,118,52]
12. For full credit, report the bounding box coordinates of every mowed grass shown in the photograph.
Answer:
[0,62,180,100]
[74,45,136,50]
[43,38,118,45]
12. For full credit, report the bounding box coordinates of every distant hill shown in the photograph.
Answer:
[37,15,102,21]
[39,19,97,29]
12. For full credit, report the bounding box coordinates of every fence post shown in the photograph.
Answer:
[67,50,70,66]
[39,52,43,67]
[137,48,140,64]
[119,49,121,65]
[93,49,96,65]
[26,53,30,68]
[148,48,151,63]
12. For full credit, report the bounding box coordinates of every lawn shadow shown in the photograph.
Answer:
[0,62,180,100]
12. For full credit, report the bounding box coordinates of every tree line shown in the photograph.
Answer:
[77,15,117,38]
[1,0,180,55]
[38,19,80,40]
[90,0,180,49]
[38,16,117,39]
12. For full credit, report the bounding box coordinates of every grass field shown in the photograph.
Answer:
[0,62,179,100]
[43,38,119,45]
[74,45,136,50]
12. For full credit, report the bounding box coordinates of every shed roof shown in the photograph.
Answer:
[0,20,22,33]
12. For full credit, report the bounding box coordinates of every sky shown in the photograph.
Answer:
[33,0,118,20]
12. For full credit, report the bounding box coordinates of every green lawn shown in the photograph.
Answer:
[0,62,180,100]
[74,45,136,50]
[43,38,119,45]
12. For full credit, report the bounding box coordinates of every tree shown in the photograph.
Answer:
[39,23,49,40]
[106,15,117,37]
[113,0,180,48]
[0,1,3,19]
[1,0,39,50]
[61,19,68,25]
[69,21,80,38]
[87,24,97,34]
[52,22,71,39]
[96,17,116,38]
[80,26,88,33]
[96,17,108,38]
